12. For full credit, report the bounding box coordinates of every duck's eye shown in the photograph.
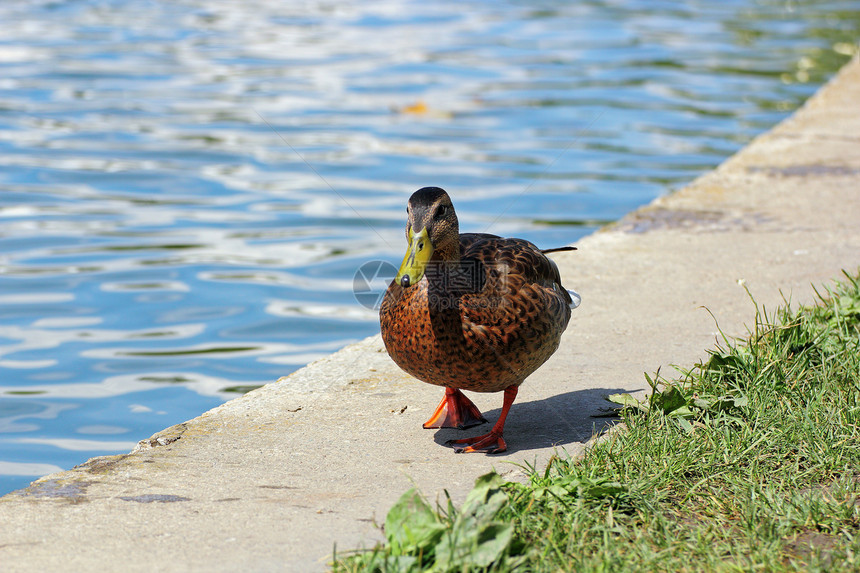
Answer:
[434,205,448,219]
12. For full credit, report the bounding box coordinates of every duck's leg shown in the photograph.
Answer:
[447,385,518,454]
[423,387,487,429]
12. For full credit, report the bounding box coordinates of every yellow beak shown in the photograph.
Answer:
[395,227,433,288]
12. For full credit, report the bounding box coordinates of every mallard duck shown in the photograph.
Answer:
[379,187,579,453]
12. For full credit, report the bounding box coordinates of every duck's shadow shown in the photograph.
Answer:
[430,387,629,455]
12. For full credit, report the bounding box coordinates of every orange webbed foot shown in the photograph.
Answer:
[444,385,519,454]
[447,431,507,454]
[423,388,487,429]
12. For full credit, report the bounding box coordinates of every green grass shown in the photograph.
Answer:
[333,270,860,572]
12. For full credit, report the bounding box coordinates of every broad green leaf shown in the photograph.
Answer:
[459,472,507,524]
[384,489,445,556]
[583,480,628,500]
[434,473,514,571]
[607,393,648,412]
[667,405,693,418]
[435,522,514,571]
[657,386,687,413]
[471,523,514,567]
[705,352,745,374]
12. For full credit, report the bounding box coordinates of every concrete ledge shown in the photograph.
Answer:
[2,57,859,572]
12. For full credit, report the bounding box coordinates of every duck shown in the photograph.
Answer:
[379,187,579,454]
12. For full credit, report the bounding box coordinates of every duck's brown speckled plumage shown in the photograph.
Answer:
[379,187,576,454]
[380,234,571,392]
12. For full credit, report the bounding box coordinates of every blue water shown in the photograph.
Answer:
[1,0,857,494]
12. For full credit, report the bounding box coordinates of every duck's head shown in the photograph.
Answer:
[395,187,460,289]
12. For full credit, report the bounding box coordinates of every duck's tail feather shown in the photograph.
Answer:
[541,246,577,254]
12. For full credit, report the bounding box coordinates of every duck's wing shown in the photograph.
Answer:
[459,236,573,327]
[459,232,501,254]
